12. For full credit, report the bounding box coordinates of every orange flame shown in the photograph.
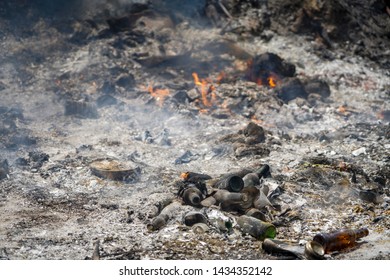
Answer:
[216,71,225,84]
[147,85,170,106]
[268,77,276,88]
[257,75,278,88]
[192,72,213,107]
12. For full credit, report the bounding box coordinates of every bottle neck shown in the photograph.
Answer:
[354,228,369,239]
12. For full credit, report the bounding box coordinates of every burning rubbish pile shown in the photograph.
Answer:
[0,0,389,260]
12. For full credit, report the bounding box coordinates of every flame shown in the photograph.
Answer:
[180,172,190,180]
[246,59,279,88]
[338,105,347,114]
[216,71,225,84]
[192,72,214,107]
[255,76,278,88]
[147,85,170,106]
[268,77,276,88]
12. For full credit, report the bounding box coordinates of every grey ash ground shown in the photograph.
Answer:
[0,0,389,260]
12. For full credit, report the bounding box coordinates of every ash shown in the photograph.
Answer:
[0,0,389,260]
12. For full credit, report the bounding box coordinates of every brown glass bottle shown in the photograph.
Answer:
[313,228,369,253]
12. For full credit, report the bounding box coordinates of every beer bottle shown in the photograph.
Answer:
[313,228,369,253]
[237,215,276,240]
[213,174,244,192]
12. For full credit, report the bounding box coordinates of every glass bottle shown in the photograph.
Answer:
[237,215,276,240]
[313,228,369,253]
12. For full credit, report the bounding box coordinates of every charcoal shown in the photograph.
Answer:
[172,90,192,104]
[0,159,9,180]
[8,134,37,148]
[359,190,382,204]
[0,106,24,121]
[96,94,118,108]
[242,122,265,143]
[0,81,6,91]
[246,52,296,85]
[100,81,116,95]
[181,172,212,183]
[304,78,331,99]
[115,74,136,89]
[276,78,308,103]
[64,100,99,119]
[28,152,49,168]
[15,157,28,166]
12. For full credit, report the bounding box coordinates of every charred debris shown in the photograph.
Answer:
[0,0,389,260]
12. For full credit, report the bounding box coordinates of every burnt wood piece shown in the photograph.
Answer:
[241,122,266,144]
[246,52,296,84]
[303,78,331,99]
[276,77,308,103]
[181,171,212,183]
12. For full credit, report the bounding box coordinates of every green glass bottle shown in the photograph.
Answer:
[237,215,276,240]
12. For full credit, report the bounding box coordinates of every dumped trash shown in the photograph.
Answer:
[183,211,208,227]
[237,215,276,241]
[213,174,244,192]
[178,181,207,207]
[90,159,141,182]
[262,239,304,259]
[147,159,377,260]
[304,241,326,260]
[147,201,182,231]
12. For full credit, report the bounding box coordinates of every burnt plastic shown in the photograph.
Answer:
[313,228,369,253]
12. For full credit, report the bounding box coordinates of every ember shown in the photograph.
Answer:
[146,85,171,107]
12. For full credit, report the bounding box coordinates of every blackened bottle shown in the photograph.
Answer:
[313,228,369,253]
[213,174,244,192]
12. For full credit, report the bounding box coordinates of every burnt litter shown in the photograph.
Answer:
[0,0,389,260]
